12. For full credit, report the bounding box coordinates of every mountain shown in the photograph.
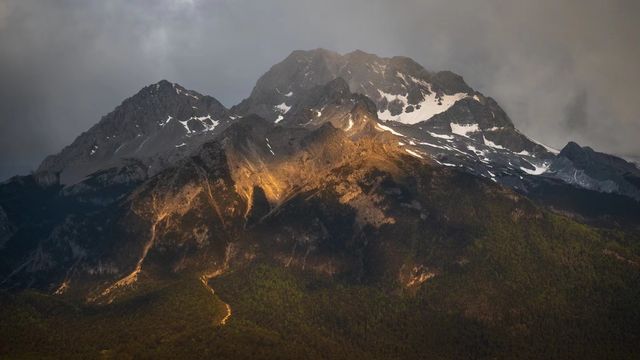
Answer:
[233,49,548,158]
[1,49,640,359]
[37,80,235,185]
[233,49,640,203]
[547,141,640,200]
[33,49,640,203]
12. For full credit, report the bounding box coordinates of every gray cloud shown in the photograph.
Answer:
[563,90,588,136]
[1,0,639,179]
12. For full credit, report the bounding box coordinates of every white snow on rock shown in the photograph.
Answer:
[467,145,486,156]
[178,115,219,134]
[377,85,468,125]
[275,115,284,123]
[433,159,458,167]
[178,119,191,133]
[516,150,533,157]
[408,75,430,87]
[265,138,275,156]
[160,115,173,127]
[284,91,293,97]
[450,123,479,137]
[418,141,449,150]
[195,115,219,132]
[376,122,406,137]
[344,116,354,131]
[275,102,291,114]
[520,161,550,175]
[483,136,506,150]
[405,149,424,159]
[173,84,199,100]
[427,131,454,140]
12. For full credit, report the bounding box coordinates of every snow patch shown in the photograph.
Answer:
[178,115,219,134]
[344,115,353,131]
[265,138,275,156]
[160,115,173,127]
[521,162,550,175]
[405,149,424,159]
[433,159,458,167]
[264,138,276,156]
[376,123,406,137]
[275,102,291,114]
[418,142,447,150]
[173,84,199,100]
[467,145,486,156]
[483,136,506,150]
[408,75,430,87]
[427,131,454,140]
[450,123,479,137]
[396,72,408,83]
[178,119,191,133]
[377,85,469,124]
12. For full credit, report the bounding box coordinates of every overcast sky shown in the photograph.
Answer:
[1,0,639,180]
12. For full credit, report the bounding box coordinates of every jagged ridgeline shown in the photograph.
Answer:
[1,49,639,359]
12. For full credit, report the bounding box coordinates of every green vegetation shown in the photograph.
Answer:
[1,168,639,359]
[2,232,639,360]
[0,276,229,359]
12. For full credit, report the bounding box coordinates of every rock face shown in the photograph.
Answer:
[547,141,640,200]
[37,80,235,185]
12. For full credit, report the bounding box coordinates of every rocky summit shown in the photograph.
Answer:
[1,49,640,359]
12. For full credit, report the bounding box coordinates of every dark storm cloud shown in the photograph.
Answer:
[1,0,639,179]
